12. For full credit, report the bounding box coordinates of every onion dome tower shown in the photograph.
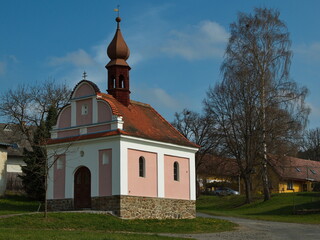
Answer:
[106,16,131,106]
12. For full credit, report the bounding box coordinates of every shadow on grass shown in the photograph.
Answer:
[246,200,320,216]
[0,194,39,213]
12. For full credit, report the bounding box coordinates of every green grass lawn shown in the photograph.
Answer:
[0,194,39,215]
[0,194,236,240]
[0,228,189,240]
[197,192,320,224]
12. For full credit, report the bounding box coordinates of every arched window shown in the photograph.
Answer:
[139,156,145,177]
[174,161,179,181]
[119,75,125,88]
[113,78,116,88]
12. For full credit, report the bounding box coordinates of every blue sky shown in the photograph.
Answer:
[1,0,320,128]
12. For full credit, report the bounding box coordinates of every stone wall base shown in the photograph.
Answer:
[47,198,73,211]
[48,195,195,219]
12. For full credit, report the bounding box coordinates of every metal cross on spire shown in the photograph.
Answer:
[82,71,87,80]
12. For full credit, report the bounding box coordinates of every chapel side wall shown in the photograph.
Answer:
[164,155,190,200]
[120,137,197,200]
[127,149,157,197]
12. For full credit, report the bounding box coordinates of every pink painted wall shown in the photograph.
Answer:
[127,149,157,197]
[99,149,112,196]
[57,129,80,138]
[98,101,112,123]
[54,154,66,199]
[164,155,190,200]
[87,124,111,134]
[76,99,92,126]
[74,83,95,98]
[58,106,71,129]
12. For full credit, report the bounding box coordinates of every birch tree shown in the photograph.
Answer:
[204,8,309,203]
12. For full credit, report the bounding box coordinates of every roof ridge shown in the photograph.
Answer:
[130,100,152,108]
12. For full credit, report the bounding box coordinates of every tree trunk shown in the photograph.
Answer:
[261,76,271,201]
[261,156,271,201]
[243,174,252,204]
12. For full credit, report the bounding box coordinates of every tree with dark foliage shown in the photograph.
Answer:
[20,106,57,200]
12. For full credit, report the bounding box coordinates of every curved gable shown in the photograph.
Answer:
[98,100,112,122]
[57,105,71,129]
[71,80,101,99]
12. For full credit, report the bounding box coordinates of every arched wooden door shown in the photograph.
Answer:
[74,166,91,209]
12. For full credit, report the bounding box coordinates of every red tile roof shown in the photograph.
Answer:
[99,93,198,148]
[269,156,320,182]
[48,93,198,148]
[198,154,320,182]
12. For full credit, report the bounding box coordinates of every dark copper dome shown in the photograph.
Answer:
[107,17,130,63]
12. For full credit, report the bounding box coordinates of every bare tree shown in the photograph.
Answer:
[0,80,71,209]
[0,79,71,144]
[172,109,220,196]
[299,128,320,161]
[204,8,309,203]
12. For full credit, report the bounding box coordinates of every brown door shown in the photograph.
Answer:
[74,167,91,209]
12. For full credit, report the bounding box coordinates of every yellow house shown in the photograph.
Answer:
[198,155,320,194]
[268,156,320,193]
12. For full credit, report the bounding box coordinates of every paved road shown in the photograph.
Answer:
[162,212,320,240]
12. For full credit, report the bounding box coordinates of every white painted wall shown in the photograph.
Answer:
[0,147,8,196]
[47,136,121,200]
[47,135,197,201]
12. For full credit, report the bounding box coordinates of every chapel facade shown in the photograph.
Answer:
[46,16,198,219]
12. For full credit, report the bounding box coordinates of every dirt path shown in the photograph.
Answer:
[161,212,320,240]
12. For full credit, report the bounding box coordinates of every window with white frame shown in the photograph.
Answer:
[81,104,88,115]
[139,156,145,177]
[287,180,293,190]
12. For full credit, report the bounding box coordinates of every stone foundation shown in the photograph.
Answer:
[119,195,195,219]
[47,198,73,211]
[48,195,195,219]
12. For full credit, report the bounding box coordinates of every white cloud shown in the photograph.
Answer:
[295,42,320,61]
[133,86,180,110]
[48,49,95,67]
[162,21,229,60]
[305,102,320,129]
[0,61,6,75]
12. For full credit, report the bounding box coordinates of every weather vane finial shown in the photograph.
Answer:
[82,71,87,80]
[114,5,120,18]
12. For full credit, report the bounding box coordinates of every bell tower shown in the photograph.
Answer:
[106,16,131,106]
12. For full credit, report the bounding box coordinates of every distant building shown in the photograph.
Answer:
[0,143,9,195]
[198,154,320,194]
[46,16,198,219]
[0,123,29,192]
